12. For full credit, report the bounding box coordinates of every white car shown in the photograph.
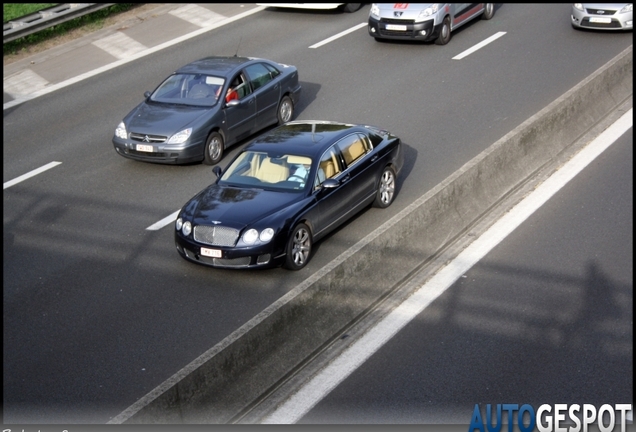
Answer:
[571,3,633,30]
[368,3,495,44]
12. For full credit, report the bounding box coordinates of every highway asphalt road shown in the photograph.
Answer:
[3,3,633,424]
[294,126,633,425]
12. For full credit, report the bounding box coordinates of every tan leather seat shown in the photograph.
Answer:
[257,158,289,183]
[343,139,365,165]
[320,160,335,179]
[245,154,261,177]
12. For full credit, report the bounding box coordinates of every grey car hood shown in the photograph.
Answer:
[125,101,216,136]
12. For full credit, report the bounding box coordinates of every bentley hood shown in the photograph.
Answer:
[186,185,304,229]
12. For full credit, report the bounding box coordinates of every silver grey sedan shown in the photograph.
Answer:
[571,3,633,30]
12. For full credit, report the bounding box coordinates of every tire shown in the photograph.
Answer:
[203,132,224,165]
[482,3,495,20]
[283,223,312,270]
[435,16,451,45]
[277,95,294,125]
[342,3,362,13]
[373,166,396,208]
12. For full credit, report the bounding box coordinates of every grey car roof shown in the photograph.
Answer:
[175,56,266,75]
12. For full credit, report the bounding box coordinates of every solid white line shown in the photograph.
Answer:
[146,209,181,231]
[3,161,62,189]
[3,6,266,111]
[262,108,633,424]
[452,31,506,60]
[309,23,367,49]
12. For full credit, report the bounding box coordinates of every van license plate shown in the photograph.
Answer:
[386,24,407,31]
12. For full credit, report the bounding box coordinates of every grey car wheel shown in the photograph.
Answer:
[435,16,451,45]
[373,166,396,208]
[482,3,495,20]
[284,223,312,270]
[342,3,362,13]
[203,132,224,165]
[277,95,294,125]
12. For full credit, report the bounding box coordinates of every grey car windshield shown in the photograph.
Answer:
[150,73,226,107]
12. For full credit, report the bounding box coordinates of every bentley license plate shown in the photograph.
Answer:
[201,247,222,258]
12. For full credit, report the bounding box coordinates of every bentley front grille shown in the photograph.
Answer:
[194,225,240,247]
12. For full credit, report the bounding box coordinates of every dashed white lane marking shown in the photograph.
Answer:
[309,23,367,49]
[4,161,62,190]
[92,32,148,59]
[3,69,49,97]
[169,4,226,27]
[146,209,180,231]
[453,31,507,60]
[262,109,633,424]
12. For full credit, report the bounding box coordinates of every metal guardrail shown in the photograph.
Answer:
[3,3,115,44]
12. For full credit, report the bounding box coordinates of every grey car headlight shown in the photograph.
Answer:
[115,121,127,139]
[620,4,633,13]
[167,128,192,144]
[573,3,584,12]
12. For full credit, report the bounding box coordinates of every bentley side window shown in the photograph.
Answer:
[337,134,369,168]
[315,147,341,190]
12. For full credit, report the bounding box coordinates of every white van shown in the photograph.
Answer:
[368,3,495,44]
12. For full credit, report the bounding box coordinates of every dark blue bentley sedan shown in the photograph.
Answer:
[174,120,403,270]
[112,56,301,165]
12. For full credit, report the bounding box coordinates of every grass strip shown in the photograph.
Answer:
[4,3,140,56]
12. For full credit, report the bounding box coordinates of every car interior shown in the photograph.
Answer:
[223,152,313,189]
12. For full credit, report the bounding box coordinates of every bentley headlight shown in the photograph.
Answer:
[242,229,259,245]
[167,128,192,144]
[259,228,275,243]
[115,121,127,139]
[182,221,192,236]
[175,217,183,231]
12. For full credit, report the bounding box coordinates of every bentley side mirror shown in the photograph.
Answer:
[322,178,339,189]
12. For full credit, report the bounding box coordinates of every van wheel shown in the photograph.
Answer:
[482,3,495,20]
[435,16,451,45]
[203,132,224,165]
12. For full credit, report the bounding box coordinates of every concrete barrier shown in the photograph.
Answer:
[111,45,632,424]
